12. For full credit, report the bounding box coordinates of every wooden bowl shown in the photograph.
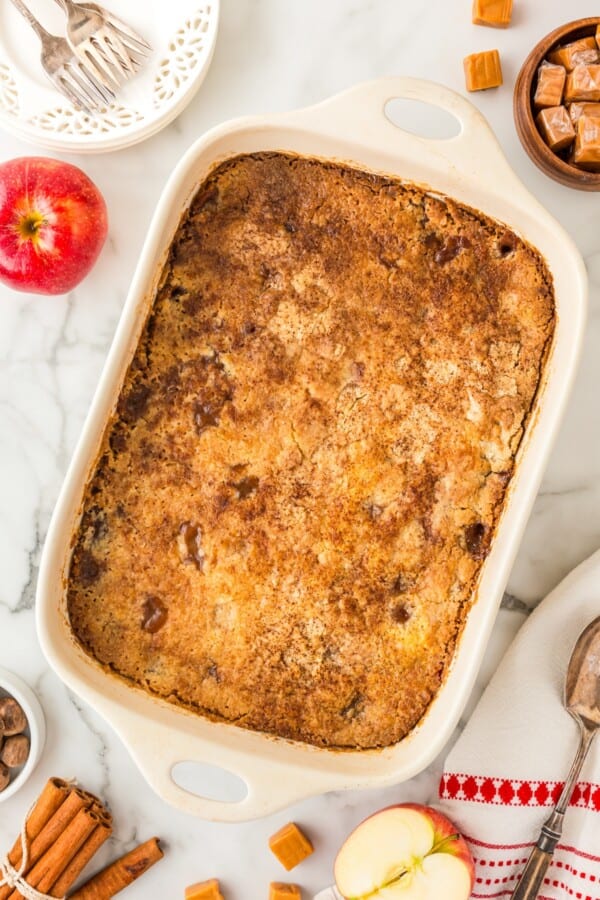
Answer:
[514,17,600,191]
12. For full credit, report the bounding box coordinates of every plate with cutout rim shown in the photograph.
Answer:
[0,0,219,153]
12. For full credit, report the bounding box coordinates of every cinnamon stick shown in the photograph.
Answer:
[50,814,112,897]
[8,807,98,900]
[69,838,164,899]
[0,779,71,900]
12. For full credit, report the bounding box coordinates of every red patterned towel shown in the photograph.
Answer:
[439,551,600,900]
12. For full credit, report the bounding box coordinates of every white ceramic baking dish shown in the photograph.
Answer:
[36,77,587,822]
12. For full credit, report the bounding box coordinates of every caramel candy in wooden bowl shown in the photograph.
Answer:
[514,16,600,190]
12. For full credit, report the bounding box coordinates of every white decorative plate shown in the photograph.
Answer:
[0,0,219,153]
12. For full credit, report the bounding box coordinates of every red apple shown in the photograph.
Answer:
[0,156,108,295]
[334,803,474,900]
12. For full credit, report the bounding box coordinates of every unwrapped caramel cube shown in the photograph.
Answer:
[464,50,503,91]
[549,37,599,71]
[269,884,301,900]
[573,115,600,170]
[185,879,224,900]
[269,823,313,871]
[565,65,600,102]
[472,0,512,28]
[569,101,600,124]
[536,106,576,151]
[534,63,566,107]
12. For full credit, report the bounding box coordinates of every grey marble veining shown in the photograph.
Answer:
[0,1,599,897]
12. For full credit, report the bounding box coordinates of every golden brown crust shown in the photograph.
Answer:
[67,153,555,749]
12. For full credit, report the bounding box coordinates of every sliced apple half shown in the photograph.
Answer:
[334,803,474,900]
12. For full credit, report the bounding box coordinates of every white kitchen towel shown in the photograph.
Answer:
[438,549,600,900]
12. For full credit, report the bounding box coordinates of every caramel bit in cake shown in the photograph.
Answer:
[269,823,314,871]
[341,693,365,720]
[194,400,221,435]
[391,573,412,594]
[463,522,490,560]
[76,549,102,586]
[119,382,151,424]
[178,522,205,570]
[141,596,168,633]
[391,603,412,624]
[232,475,259,499]
[434,235,470,264]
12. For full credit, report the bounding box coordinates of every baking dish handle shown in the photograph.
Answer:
[114,710,335,821]
[292,76,523,193]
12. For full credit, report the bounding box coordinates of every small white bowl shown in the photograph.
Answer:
[0,667,46,803]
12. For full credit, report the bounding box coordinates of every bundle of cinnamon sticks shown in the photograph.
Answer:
[0,778,163,899]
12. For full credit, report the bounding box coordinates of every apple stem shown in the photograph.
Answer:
[430,832,460,855]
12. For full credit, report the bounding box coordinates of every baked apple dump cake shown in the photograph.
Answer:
[67,153,555,748]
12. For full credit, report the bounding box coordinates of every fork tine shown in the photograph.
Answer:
[66,65,104,110]
[112,27,152,56]
[100,14,152,52]
[101,30,137,75]
[80,42,121,92]
[75,61,114,105]
[56,70,90,111]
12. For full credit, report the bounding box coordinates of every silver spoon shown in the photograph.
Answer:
[511,615,600,900]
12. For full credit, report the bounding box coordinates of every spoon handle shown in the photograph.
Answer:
[511,724,596,900]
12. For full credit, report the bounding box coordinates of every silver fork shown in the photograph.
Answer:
[9,0,114,111]
[53,0,152,94]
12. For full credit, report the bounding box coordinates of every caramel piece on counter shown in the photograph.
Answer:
[549,37,599,71]
[269,884,301,900]
[472,0,512,28]
[464,50,503,91]
[0,733,29,767]
[534,63,566,107]
[0,696,27,735]
[569,101,600,123]
[565,65,600,102]
[269,823,314,871]
[536,106,576,151]
[185,879,224,900]
[573,115,600,170]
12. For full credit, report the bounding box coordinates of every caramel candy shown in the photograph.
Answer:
[573,115,600,170]
[464,50,503,91]
[472,0,512,28]
[185,879,224,900]
[565,65,600,102]
[269,823,314,871]
[0,697,27,735]
[0,733,29,768]
[534,63,566,107]
[549,37,599,71]
[536,106,576,151]
[269,885,301,900]
[569,101,600,124]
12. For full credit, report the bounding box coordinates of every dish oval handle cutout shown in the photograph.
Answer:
[171,760,248,803]
[384,98,462,140]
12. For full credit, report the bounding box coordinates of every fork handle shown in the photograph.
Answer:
[8,0,51,40]
[510,847,553,900]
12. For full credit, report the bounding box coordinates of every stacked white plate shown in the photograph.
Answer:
[0,0,219,153]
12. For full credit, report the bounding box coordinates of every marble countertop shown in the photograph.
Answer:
[1,1,599,897]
